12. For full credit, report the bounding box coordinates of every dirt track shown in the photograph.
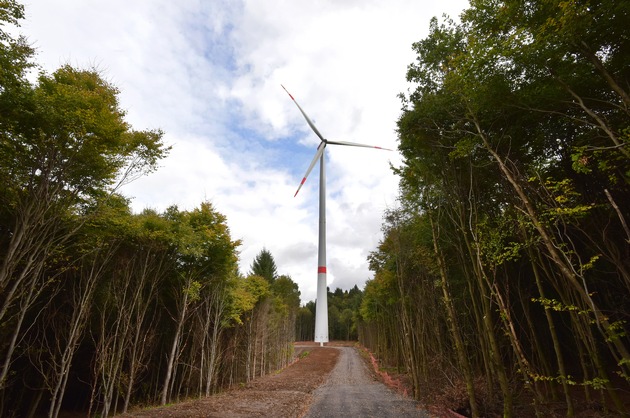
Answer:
[305,346,427,417]
[117,343,428,417]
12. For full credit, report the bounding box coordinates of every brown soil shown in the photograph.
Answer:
[73,341,627,418]
[116,342,342,418]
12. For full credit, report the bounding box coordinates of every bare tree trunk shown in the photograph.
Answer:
[45,245,116,418]
[577,40,630,110]
[161,277,194,405]
[527,242,574,415]
[123,252,164,412]
[0,261,47,388]
[0,207,65,389]
[431,214,480,417]
[205,287,226,396]
[471,112,630,374]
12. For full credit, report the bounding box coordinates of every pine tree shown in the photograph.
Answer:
[249,248,278,284]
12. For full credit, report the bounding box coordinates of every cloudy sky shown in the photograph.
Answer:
[19,0,468,303]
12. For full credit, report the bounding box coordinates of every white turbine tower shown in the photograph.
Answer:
[282,85,391,346]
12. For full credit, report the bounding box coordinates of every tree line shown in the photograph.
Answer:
[296,286,362,342]
[0,2,300,417]
[6,0,630,416]
[358,0,630,416]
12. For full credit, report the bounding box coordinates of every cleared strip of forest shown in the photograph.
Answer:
[116,346,339,417]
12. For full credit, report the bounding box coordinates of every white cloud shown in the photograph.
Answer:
[19,0,469,303]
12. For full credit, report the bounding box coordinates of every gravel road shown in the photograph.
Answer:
[304,347,428,418]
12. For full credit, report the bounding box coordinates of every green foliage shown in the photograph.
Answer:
[0,0,33,99]
[272,275,301,311]
[8,66,167,202]
[360,271,397,322]
[226,275,269,325]
[531,297,587,314]
[606,320,628,343]
[243,274,271,300]
[476,212,525,268]
[184,280,202,302]
[323,286,362,341]
[0,4,255,412]
[295,301,315,341]
[371,0,630,414]
[249,248,278,283]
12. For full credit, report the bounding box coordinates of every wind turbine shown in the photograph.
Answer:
[282,85,391,346]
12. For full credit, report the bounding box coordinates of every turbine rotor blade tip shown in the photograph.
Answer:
[281,85,294,100]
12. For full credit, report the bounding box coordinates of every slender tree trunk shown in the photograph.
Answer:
[123,252,164,413]
[161,281,190,405]
[471,113,630,375]
[528,244,574,415]
[47,245,114,418]
[577,40,630,110]
[431,215,480,417]
[205,301,223,396]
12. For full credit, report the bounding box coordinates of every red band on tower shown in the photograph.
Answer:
[318,266,327,274]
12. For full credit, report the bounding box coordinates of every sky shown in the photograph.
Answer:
[19,0,469,303]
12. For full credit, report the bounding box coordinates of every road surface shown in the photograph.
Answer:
[304,347,427,418]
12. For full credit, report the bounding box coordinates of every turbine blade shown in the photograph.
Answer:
[294,143,326,197]
[326,139,393,151]
[282,85,326,142]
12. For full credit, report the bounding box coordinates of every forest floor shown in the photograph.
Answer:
[107,341,622,418]
[116,342,342,418]
[115,341,454,418]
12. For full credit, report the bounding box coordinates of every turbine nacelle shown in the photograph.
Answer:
[281,85,392,197]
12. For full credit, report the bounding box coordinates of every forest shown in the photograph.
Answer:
[358,0,630,416]
[0,2,300,417]
[2,0,630,417]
